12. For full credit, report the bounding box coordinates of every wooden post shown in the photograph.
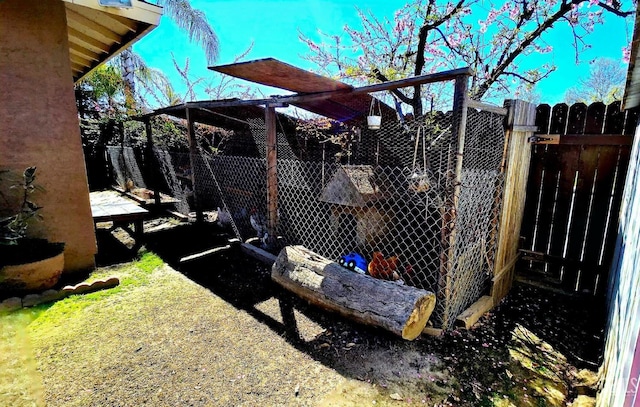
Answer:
[439,74,469,329]
[144,118,161,208]
[491,99,536,305]
[265,105,278,247]
[186,108,204,223]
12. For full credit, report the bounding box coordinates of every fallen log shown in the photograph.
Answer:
[271,245,436,340]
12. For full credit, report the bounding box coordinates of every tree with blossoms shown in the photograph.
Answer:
[300,0,635,116]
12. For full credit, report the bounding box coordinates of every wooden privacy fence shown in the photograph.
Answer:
[519,101,638,295]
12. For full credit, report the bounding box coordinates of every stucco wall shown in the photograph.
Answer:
[0,0,96,272]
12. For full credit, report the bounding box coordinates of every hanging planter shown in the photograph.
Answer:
[367,97,382,130]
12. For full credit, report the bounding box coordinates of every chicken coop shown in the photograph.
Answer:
[110,59,535,331]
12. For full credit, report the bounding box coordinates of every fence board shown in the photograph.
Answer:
[581,147,621,294]
[563,146,599,291]
[519,101,632,295]
[604,101,625,134]
[535,104,551,135]
[585,102,606,134]
[567,103,587,134]
[543,145,581,282]
[550,103,569,134]
[519,144,545,254]
[624,106,640,135]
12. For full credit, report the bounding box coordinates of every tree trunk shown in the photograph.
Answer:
[271,245,436,340]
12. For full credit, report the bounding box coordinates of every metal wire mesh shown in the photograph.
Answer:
[106,85,507,330]
[107,146,147,189]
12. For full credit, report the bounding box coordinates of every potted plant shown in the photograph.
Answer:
[0,167,65,294]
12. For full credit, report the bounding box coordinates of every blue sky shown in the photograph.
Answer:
[133,0,634,106]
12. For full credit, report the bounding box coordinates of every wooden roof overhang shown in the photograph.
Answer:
[63,0,162,83]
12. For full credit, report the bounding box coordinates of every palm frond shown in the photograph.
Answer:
[157,0,219,64]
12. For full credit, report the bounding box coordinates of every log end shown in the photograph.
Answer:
[401,293,436,340]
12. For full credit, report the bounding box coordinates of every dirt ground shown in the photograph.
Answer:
[2,219,605,406]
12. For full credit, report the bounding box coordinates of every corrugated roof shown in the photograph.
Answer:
[63,0,162,83]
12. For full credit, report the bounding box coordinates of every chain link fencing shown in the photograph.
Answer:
[106,84,507,330]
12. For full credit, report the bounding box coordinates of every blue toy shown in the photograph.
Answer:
[338,252,368,274]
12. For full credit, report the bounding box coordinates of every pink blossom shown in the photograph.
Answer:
[589,0,599,6]
[509,6,519,20]
[623,45,631,63]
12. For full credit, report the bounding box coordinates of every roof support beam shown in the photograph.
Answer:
[66,9,122,43]
[68,27,111,53]
[69,42,100,61]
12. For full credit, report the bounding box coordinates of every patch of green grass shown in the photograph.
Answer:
[0,251,167,406]
[0,309,46,407]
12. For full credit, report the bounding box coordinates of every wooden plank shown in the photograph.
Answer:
[549,103,569,134]
[604,101,625,134]
[66,3,137,34]
[455,296,494,329]
[581,146,621,294]
[211,58,471,96]
[566,103,587,134]
[563,145,599,292]
[68,42,100,61]
[624,106,640,135]
[240,242,277,265]
[66,8,122,43]
[265,106,278,247]
[491,99,536,304]
[535,104,551,135]
[180,245,232,263]
[533,134,633,145]
[558,135,634,146]
[68,27,111,52]
[518,144,545,261]
[466,99,508,115]
[211,58,353,93]
[70,53,92,67]
[528,145,560,275]
[545,145,581,282]
[585,102,606,134]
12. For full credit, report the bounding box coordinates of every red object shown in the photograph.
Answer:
[368,252,400,281]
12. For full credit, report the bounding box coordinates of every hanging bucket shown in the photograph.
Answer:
[367,97,382,130]
[367,115,382,130]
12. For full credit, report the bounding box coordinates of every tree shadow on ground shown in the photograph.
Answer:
[96,221,607,405]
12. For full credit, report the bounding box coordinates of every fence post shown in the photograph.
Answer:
[144,118,161,208]
[439,74,469,328]
[265,105,278,248]
[186,107,204,223]
[491,99,536,305]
